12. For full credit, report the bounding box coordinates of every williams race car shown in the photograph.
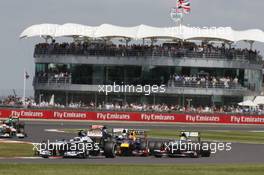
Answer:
[37,125,116,159]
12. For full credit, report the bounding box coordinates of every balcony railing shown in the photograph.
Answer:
[34,47,261,63]
[168,80,248,90]
[33,76,254,91]
[34,76,71,85]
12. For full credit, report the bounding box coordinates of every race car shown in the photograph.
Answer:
[85,125,117,158]
[0,117,27,138]
[113,128,149,156]
[37,125,116,159]
[37,140,67,158]
[153,131,211,158]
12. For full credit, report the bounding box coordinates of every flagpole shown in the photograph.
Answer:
[23,68,26,106]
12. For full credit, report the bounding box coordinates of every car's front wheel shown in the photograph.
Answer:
[104,142,116,158]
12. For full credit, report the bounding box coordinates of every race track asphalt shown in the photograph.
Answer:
[0,120,264,164]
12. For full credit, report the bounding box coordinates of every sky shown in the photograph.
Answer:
[0,0,263,96]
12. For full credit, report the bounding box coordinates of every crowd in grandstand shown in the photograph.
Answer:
[168,74,240,89]
[34,40,260,61]
[36,71,71,84]
[0,96,263,114]
[36,71,71,79]
[99,102,262,114]
[35,70,243,89]
[0,95,23,106]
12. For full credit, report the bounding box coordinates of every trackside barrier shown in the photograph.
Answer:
[0,108,264,125]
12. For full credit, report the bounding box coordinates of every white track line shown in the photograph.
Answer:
[44,129,65,133]
[0,139,32,144]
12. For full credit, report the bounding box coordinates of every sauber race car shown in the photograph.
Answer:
[153,131,211,158]
[113,128,149,156]
[37,125,116,159]
[0,117,27,138]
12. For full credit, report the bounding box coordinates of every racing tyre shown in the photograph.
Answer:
[201,142,211,157]
[154,154,162,158]
[42,155,50,159]
[104,142,116,158]
[139,142,149,156]
[139,142,147,150]
[154,142,163,150]
[148,141,156,155]
[90,150,100,156]
[190,151,201,158]
[79,152,88,159]
[153,142,164,158]
[11,132,16,138]
[201,150,211,157]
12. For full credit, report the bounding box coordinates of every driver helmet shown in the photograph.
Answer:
[102,126,107,132]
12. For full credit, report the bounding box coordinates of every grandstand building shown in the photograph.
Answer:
[20,24,264,107]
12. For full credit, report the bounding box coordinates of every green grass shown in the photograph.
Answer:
[148,129,264,144]
[0,164,264,175]
[0,143,34,157]
[61,128,264,144]
[201,131,264,144]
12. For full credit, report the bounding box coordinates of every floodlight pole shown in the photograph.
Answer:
[23,68,26,106]
[178,17,183,27]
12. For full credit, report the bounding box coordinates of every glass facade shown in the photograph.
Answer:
[34,63,261,106]
[35,90,243,107]
[35,63,262,88]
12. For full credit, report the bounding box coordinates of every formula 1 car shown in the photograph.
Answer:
[0,117,27,138]
[153,131,211,158]
[85,125,117,158]
[37,140,67,158]
[37,125,116,159]
[113,128,149,156]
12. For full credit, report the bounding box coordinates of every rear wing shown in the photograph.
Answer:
[180,131,201,142]
[86,125,106,138]
[90,125,104,129]
[128,129,147,135]
[112,128,126,133]
[87,129,103,138]
[181,131,200,137]
[112,128,148,136]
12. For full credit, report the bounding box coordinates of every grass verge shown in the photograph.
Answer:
[0,164,264,175]
[0,143,34,157]
[149,129,264,144]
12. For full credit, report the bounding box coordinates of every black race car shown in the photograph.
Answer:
[153,131,211,158]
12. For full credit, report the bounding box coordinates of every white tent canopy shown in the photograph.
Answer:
[233,29,264,43]
[20,23,264,43]
[238,100,257,107]
[55,23,96,38]
[93,24,138,38]
[253,96,264,105]
[20,24,60,39]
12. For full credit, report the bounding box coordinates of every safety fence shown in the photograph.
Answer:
[0,108,264,125]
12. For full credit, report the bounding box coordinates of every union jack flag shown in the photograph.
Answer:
[177,0,191,14]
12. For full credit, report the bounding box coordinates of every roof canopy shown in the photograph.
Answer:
[238,100,257,107]
[253,96,264,105]
[20,23,264,43]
